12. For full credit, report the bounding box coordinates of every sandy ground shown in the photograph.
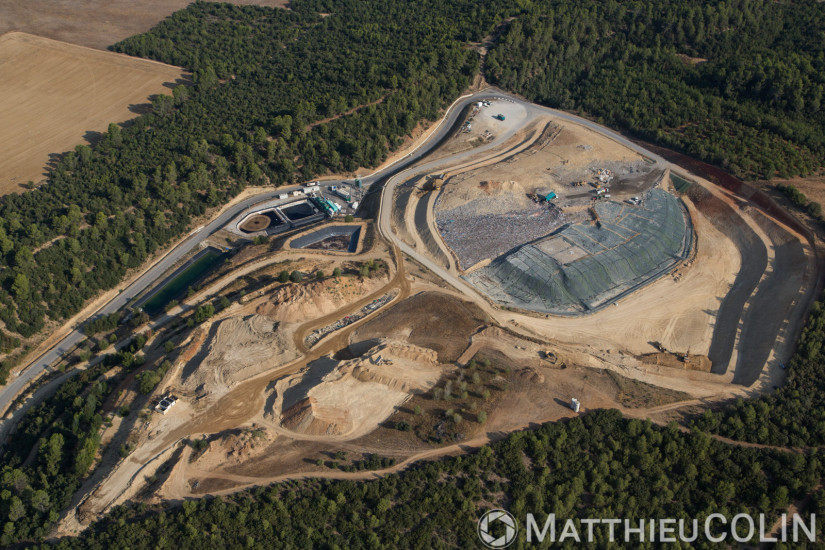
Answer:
[432,108,648,200]
[147,324,718,501]
[270,341,441,439]
[0,32,185,192]
[523,186,739,357]
[425,99,529,162]
[179,315,298,400]
[393,105,815,388]
[0,1,288,50]
[47,89,821,533]
[256,275,389,326]
[57,242,411,532]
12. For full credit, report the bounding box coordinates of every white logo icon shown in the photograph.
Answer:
[478,509,518,548]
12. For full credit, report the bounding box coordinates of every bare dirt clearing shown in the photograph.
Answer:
[394,105,816,386]
[179,315,297,400]
[0,1,288,50]
[270,340,442,439]
[153,325,696,499]
[0,32,185,193]
[351,291,488,362]
[432,114,662,272]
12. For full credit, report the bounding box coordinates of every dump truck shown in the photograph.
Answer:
[493,114,506,121]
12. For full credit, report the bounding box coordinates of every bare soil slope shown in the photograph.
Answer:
[274,340,442,438]
[351,292,488,362]
[0,1,288,50]
[0,32,185,192]
[180,314,297,399]
[256,275,389,323]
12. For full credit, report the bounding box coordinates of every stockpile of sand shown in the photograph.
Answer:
[437,179,535,216]
[256,275,387,323]
[180,314,297,398]
[275,340,442,439]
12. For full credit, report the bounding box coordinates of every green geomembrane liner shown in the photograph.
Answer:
[466,189,691,314]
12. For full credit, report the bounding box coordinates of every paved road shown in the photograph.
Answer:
[0,190,276,415]
[0,89,494,417]
[375,88,671,310]
[0,86,681,417]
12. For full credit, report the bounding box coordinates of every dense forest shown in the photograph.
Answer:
[0,0,520,379]
[0,332,150,544]
[486,0,825,181]
[41,410,825,548]
[1,0,824,375]
[693,294,825,447]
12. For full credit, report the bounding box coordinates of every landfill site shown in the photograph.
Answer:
[465,188,692,314]
[46,96,822,532]
[391,98,818,386]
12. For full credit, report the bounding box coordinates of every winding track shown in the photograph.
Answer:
[0,86,811,421]
[8,88,814,523]
[0,90,479,417]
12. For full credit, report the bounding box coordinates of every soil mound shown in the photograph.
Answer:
[437,179,534,215]
[180,314,297,398]
[281,397,351,436]
[273,340,442,439]
[515,366,545,384]
[256,276,386,323]
[352,292,488,362]
[342,341,440,392]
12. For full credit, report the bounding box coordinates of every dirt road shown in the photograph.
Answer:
[70,243,412,521]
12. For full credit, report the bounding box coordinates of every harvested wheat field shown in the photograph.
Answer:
[0,32,185,193]
[0,1,289,50]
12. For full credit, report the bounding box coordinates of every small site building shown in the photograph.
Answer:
[156,395,178,414]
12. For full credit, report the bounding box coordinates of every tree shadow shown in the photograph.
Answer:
[162,76,194,90]
[128,103,153,116]
[83,130,103,145]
